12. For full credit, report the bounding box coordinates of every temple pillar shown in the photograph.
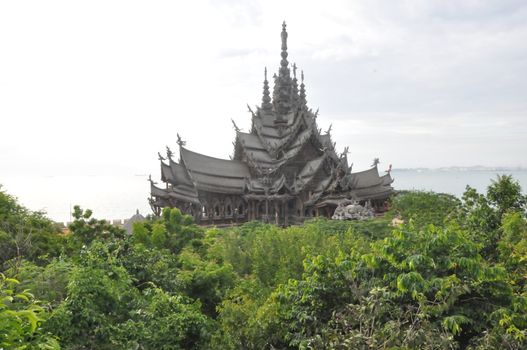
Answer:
[284,200,289,226]
[274,201,280,226]
[265,198,269,222]
[256,200,260,221]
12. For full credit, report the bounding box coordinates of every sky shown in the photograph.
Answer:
[1,0,527,178]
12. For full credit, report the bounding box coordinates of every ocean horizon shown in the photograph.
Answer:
[1,168,526,224]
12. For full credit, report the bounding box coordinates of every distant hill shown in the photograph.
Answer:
[394,166,527,172]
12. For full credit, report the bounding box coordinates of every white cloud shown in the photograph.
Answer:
[0,0,526,180]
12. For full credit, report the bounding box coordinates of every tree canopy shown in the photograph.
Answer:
[0,174,526,349]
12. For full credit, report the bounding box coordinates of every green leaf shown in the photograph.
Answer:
[442,315,471,335]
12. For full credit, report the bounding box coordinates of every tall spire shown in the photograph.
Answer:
[279,21,290,79]
[262,67,272,111]
[273,21,293,119]
[299,70,307,107]
[292,63,299,103]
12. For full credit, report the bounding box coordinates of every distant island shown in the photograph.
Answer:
[395,166,527,172]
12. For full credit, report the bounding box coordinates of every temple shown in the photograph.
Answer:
[149,22,394,226]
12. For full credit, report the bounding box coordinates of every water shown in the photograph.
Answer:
[1,170,526,223]
[0,175,152,224]
[391,169,527,197]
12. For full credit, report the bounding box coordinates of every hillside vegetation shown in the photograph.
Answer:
[0,175,526,349]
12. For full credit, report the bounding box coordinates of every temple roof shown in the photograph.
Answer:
[298,154,326,179]
[381,173,394,186]
[350,166,383,189]
[180,147,250,194]
[237,131,266,151]
[150,182,201,205]
[246,174,289,194]
[351,185,394,201]
[180,147,250,178]
[161,160,194,187]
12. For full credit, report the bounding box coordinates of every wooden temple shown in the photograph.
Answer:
[149,22,394,226]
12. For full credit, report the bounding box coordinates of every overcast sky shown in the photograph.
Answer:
[1,0,526,177]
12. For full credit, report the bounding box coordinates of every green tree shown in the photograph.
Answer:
[460,175,526,261]
[0,273,60,349]
[111,288,213,350]
[487,175,526,217]
[0,185,64,270]
[67,205,125,248]
[390,191,460,228]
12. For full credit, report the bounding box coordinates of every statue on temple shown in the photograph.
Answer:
[166,146,174,160]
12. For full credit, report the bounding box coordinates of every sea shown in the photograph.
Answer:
[1,169,526,224]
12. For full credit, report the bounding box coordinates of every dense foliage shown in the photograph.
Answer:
[0,175,526,349]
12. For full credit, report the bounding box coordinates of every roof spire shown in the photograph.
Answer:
[262,67,272,111]
[279,21,289,79]
[292,63,299,102]
[299,70,307,107]
[273,21,293,118]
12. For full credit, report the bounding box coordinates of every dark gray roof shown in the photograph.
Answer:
[189,172,247,194]
[298,154,326,179]
[151,182,169,198]
[305,176,334,205]
[380,172,394,186]
[350,166,383,189]
[179,147,250,194]
[150,182,201,205]
[160,160,194,187]
[161,162,173,183]
[123,210,146,234]
[246,174,288,194]
[180,147,250,178]
[237,131,266,150]
[170,160,194,186]
[351,185,394,200]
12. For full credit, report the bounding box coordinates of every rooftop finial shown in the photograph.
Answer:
[166,146,174,160]
[292,63,299,103]
[279,21,289,77]
[262,67,272,111]
[231,119,240,132]
[176,134,186,147]
[273,21,293,117]
[281,21,287,50]
[299,70,307,106]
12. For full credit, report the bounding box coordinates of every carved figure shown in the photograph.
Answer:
[176,134,186,147]
[332,201,374,221]
[166,146,174,160]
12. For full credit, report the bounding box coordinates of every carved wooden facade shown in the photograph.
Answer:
[149,23,394,225]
